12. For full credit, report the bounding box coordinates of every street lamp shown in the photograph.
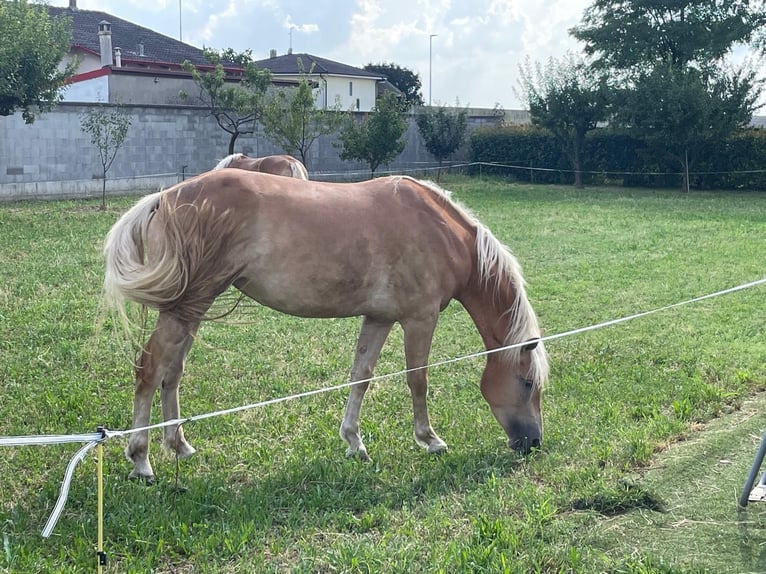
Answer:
[429,34,437,106]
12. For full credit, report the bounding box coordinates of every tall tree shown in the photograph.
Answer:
[262,76,343,167]
[616,63,760,191]
[337,92,409,176]
[415,101,468,178]
[80,106,132,209]
[0,1,76,123]
[571,0,766,190]
[571,0,766,71]
[180,48,271,154]
[516,55,610,188]
[364,62,423,108]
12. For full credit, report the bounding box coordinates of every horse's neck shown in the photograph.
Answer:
[458,279,516,351]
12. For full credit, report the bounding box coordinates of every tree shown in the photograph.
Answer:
[81,106,132,209]
[571,0,766,72]
[181,48,271,154]
[570,0,766,190]
[0,1,76,123]
[516,55,610,188]
[262,75,343,167]
[615,62,761,191]
[415,101,468,178]
[364,62,423,109]
[337,92,409,177]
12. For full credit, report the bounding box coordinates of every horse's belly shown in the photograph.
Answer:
[232,269,435,321]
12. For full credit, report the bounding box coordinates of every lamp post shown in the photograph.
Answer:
[429,34,437,106]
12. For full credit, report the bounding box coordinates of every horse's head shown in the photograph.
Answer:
[479,337,547,454]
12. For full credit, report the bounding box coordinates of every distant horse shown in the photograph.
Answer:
[103,169,549,481]
[214,153,309,180]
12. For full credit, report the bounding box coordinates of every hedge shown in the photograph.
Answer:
[468,125,766,190]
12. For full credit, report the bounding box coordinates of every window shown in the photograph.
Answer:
[349,81,353,96]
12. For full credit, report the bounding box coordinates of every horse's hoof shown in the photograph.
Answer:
[176,443,196,459]
[165,440,196,459]
[128,472,155,486]
[427,443,448,455]
[345,447,372,462]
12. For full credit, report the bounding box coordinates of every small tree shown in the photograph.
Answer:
[0,1,77,123]
[415,101,468,178]
[81,106,131,209]
[181,48,271,155]
[336,92,408,177]
[516,55,610,188]
[262,75,343,167]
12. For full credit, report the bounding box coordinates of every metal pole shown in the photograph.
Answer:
[740,432,766,507]
[429,34,437,106]
[179,0,182,41]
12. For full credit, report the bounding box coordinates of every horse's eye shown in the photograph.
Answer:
[521,378,535,389]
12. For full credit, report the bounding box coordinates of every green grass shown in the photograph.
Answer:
[0,178,764,573]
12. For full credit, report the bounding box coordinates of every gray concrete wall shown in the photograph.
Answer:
[0,102,501,200]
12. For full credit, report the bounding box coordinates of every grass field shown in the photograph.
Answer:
[0,177,764,573]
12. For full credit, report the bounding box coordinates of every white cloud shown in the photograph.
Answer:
[283,15,319,34]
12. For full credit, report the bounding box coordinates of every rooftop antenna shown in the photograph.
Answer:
[178,0,182,42]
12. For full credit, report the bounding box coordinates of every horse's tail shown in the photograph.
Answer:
[290,158,309,180]
[103,190,189,319]
[213,153,245,170]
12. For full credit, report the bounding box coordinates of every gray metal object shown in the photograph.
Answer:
[739,432,766,507]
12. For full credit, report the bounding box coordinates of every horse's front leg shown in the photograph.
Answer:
[340,316,393,461]
[126,312,200,480]
[402,313,447,454]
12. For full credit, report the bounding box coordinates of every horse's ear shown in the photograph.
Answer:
[522,338,540,352]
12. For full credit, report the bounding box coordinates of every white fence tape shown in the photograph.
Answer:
[41,440,102,539]
[0,276,764,537]
[0,433,102,447]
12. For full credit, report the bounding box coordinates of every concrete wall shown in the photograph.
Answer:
[0,102,502,200]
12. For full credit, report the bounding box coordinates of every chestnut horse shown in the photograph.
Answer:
[103,170,548,480]
[214,153,309,180]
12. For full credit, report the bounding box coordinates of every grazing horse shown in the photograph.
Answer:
[103,170,549,480]
[214,153,309,180]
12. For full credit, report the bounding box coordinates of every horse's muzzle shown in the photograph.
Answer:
[506,419,542,454]
[509,436,541,454]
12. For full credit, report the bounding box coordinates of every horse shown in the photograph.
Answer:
[103,169,549,481]
[214,153,309,180]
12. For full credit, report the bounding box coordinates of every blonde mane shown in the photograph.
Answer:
[213,153,246,170]
[412,177,549,386]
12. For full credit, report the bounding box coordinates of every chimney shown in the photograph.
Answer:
[69,0,77,9]
[137,41,145,57]
[114,47,122,67]
[287,47,293,55]
[98,21,113,67]
[269,49,277,58]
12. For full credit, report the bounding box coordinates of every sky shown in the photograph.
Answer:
[45,0,764,110]
[47,0,596,109]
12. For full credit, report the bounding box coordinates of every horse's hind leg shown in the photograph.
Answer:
[340,316,393,461]
[126,312,200,480]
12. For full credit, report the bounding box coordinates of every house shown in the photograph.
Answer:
[48,1,221,105]
[254,51,395,112]
[47,1,394,111]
